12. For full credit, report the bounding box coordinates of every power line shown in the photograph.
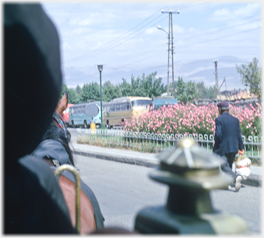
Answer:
[65,9,164,63]
[102,16,261,68]
[195,27,260,45]
[65,2,210,64]
[85,15,167,59]
[180,17,260,43]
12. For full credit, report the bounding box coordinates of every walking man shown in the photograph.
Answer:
[213,101,244,192]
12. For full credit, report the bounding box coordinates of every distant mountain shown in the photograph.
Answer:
[62,67,92,88]
[64,55,249,91]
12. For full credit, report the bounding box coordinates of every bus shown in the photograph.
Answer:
[87,101,107,128]
[103,96,152,128]
[68,103,92,128]
[152,97,177,110]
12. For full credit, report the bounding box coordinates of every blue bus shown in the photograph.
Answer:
[69,103,92,128]
[152,97,177,110]
[88,101,107,128]
[69,101,106,128]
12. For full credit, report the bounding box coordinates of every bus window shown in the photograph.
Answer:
[116,103,120,111]
[120,103,125,110]
[131,100,151,107]
[110,104,115,112]
[127,102,131,110]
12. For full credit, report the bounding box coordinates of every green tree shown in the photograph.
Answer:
[68,88,79,104]
[80,83,100,102]
[207,85,217,99]
[181,92,188,104]
[175,77,186,101]
[196,82,208,99]
[103,81,121,101]
[131,75,141,96]
[120,72,166,98]
[186,81,198,101]
[119,78,132,96]
[236,57,262,98]
[141,72,166,98]
[76,85,82,95]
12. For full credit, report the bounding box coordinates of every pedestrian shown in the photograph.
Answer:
[213,101,245,192]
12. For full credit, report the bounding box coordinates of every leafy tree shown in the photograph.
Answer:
[174,77,186,101]
[119,78,132,96]
[103,81,121,101]
[181,92,188,104]
[68,88,79,104]
[103,81,113,88]
[141,72,166,98]
[80,82,100,102]
[186,81,198,101]
[120,72,166,98]
[131,75,141,96]
[196,82,208,99]
[236,57,262,98]
[207,85,217,99]
[76,85,82,94]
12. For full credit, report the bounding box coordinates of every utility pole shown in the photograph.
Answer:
[213,59,219,97]
[161,7,180,96]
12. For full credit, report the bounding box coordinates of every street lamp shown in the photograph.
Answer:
[97,65,103,128]
[157,25,170,95]
[157,25,169,35]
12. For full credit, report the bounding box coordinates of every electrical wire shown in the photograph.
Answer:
[57,3,260,76]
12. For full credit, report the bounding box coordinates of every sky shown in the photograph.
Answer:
[41,1,262,91]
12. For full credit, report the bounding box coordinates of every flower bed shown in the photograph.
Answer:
[123,102,262,139]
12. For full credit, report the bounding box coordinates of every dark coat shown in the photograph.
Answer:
[213,112,244,156]
[4,4,76,233]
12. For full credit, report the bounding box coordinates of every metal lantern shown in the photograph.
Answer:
[135,137,249,235]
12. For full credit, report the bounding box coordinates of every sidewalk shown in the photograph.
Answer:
[71,143,262,187]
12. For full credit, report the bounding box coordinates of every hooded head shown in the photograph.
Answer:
[4,4,62,167]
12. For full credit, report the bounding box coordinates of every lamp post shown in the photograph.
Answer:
[97,65,103,128]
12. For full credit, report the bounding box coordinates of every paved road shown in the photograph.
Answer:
[69,128,262,187]
[74,154,261,234]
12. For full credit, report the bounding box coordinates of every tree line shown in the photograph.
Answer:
[61,58,261,104]
[61,72,219,104]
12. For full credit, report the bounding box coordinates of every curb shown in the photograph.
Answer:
[242,174,261,187]
[71,144,261,188]
[73,150,159,168]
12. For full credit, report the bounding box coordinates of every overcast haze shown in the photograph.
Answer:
[42,1,262,91]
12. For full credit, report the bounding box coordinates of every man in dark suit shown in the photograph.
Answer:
[213,101,244,192]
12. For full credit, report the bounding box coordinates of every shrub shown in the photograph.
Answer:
[123,102,262,140]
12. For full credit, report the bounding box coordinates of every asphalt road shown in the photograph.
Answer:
[74,154,261,234]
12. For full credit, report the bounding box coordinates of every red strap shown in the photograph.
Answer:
[237,165,250,168]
